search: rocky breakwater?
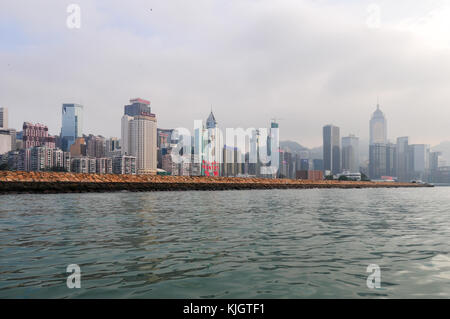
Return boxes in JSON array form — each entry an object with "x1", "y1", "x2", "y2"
[{"x1": 0, "y1": 171, "x2": 432, "y2": 194}]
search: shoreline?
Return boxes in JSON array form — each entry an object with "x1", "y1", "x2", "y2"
[{"x1": 0, "y1": 171, "x2": 432, "y2": 194}]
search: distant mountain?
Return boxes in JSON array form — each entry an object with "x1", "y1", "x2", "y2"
[
  {"x1": 279, "y1": 140, "x2": 308, "y2": 153},
  {"x1": 280, "y1": 140, "x2": 322, "y2": 159}
]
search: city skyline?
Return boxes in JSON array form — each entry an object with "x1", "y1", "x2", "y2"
[
  {"x1": 2, "y1": 1, "x2": 450, "y2": 147},
  {"x1": 1, "y1": 99, "x2": 447, "y2": 151}
]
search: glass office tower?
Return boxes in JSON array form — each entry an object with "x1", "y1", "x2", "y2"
[{"x1": 61, "y1": 103, "x2": 83, "y2": 151}]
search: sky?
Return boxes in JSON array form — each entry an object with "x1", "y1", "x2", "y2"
[{"x1": 1, "y1": 0, "x2": 450, "y2": 148}]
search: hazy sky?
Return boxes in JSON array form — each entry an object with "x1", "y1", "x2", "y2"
[{"x1": 1, "y1": 0, "x2": 450, "y2": 148}]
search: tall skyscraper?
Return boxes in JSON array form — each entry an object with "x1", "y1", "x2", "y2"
[
  {"x1": 0, "y1": 107, "x2": 8, "y2": 129},
  {"x1": 206, "y1": 111, "x2": 217, "y2": 129},
  {"x1": 396, "y1": 137, "x2": 409, "y2": 182},
  {"x1": 61, "y1": 103, "x2": 83, "y2": 151},
  {"x1": 409, "y1": 144, "x2": 430, "y2": 180},
  {"x1": 121, "y1": 98, "x2": 157, "y2": 175},
  {"x1": 369, "y1": 142, "x2": 396, "y2": 179},
  {"x1": 370, "y1": 104, "x2": 387, "y2": 145},
  {"x1": 369, "y1": 144, "x2": 386, "y2": 179},
  {"x1": 323, "y1": 125, "x2": 341, "y2": 175},
  {"x1": 342, "y1": 135, "x2": 359, "y2": 173},
  {"x1": 124, "y1": 98, "x2": 152, "y2": 117},
  {"x1": 203, "y1": 111, "x2": 222, "y2": 176}
]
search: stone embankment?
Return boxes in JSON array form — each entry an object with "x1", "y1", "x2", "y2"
[{"x1": 0, "y1": 171, "x2": 432, "y2": 194}]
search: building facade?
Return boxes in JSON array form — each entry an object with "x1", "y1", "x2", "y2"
[
  {"x1": 0, "y1": 107, "x2": 8, "y2": 129},
  {"x1": 396, "y1": 137, "x2": 409, "y2": 182},
  {"x1": 23, "y1": 122, "x2": 56, "y2": 149},
  {"x1": 370, "y1": 104, "x2": 387, "y2": 145},
  {"x1": 113, "y1": 155, "x2": 136, "y2": 175},
  {"x1": 121, "y1": 99, "x2": 157, "y2": 175},
  {"x1": 61, "y1": 103, "x2": 83, "y2": 151},
  {"x1": 323, "y1": 124, "x2": 341, "y2": 175},
  {"x1": 342, "y1": 135, "x2": 359, "y2": 173},
  {"x1": 85, "y1": 134, "x2": 106, "y2": 158}
]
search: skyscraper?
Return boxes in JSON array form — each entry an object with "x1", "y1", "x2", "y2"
[
  {"x1": 396, "y1": 137, "x2": 409, "y2": 182},
  {"x1": 323, "y1": 125, "x2": 341, "y2": 175},
  {"x1": 0, "y1": 107, "x2": 8, "y2": 129},
  {"x1": 409, "y1": 144, "x2": 430, "y2": 180},
  {"x1": 206, "y1": 111, "x2": 217, "y2": 129},
  {"x1": 121, "y1": 99, "x2": 157, "y2": 175},
  {"x1": 369, "y1": 142, "x2": 395, "y2": 179},
  {"x1": 370, "y1": 104, "x2": 387, "y2": 145},
  {"x1": 61, "y1": 103, "x2": 83, "y2": 151},
  {"x1": 203, "y1": 111, "x2": 222, "y2": 176},
  {"x1": 124, "y1": 98, "x2": 152, "y2": 117},
  {"x1": 342, "y1": 135, "x2": 359, "y2": 173}
]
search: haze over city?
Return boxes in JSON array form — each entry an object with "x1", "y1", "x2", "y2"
[{"x1": 1, "y1": 0, "x2": 450, "y2": 148}]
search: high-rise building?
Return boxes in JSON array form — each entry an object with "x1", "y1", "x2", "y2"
[
  {"x1": 0, "y1": 131, "x2": 11, "y2": 155},
  {"x1": 429, "y1": 151, "x2": 441, "y2": 171},
  {"x1": 370, "y1": 104, "x2": 387, "y2": 145},
  {"x1": 206, "y1": 111, "x2": 217, "y2": 129},
  {"x1": 157, "y1": 128, "x2": 175, "y2": 169},
  {"x1": 369, "y1": 143, "x2": 386, "y2": 179},
  {"x1": 113, "y1": 155, "x2": 136, "y2": 175},
  {"x1": 121, "y1": 98, "x2": 157, "y2": 175},
  {"x1": 22, "y1": 122, "x2": 56, "y2": 149},
  {"x1": 277, "y1": 150, "x2": 294, "y2": 179},
  {"x1": 0, "y1": 127, "x2": 16, "y2": 154},
  {"x1": 396, "y1": 137, "x2": 409, "y2": 182},
  {"x1": 369, "y1": 142, "x2": 396, "y2": 179},
  {"x1": 313, "y1": 159, "x2": 324, "y2": 171},
  {"x1": 202, "y1": 111, "x2": 223, "y2": 176},
  {"x1": 85, "y1": 134, "x2": 106, "y2": 158},
  {"x1": 323, "y1": 125, "x2": 341, "y2": 175},
  {"x1": 386, "y1": 143, "x2": 396, "y2": 177},
  {"x1": 18, "y1": 146, "x2": 70, "y2": 172},
  {"x1": 409, "y1": 144, "x2": 430, "y2": 180},
  {"x1": 70, "y1": 137, "x2": 87, "y2": 157},
  {"x1": 95, "y1": 158, "x2": 113, "y2": 174},
  {"x1": 61, "y1": 103, "x2": 83, "y2": 151},
  {"x1": 52, "y1": 149, "x2": 71, "y2": 172},
  {"x1": 342, "y1": 135, "x2": 360, "y2": 173},
  {"x1": 0, "y1": 107, "x2": 8, "y2": 129},
  {"x1": 71, "y1": 157, "x2": 89, "y2": 174},
  {"x1": 223, "y1": 145, "x2": 243, "y2": 177},
  {"x1": 124, "y1": 98, "x2": 152, "y2": 117},
  {"x1": 247, "y1": 129, "x2": 260, "y2": 177},
  {"x1": 106, "y1": 137, "x2": 120, "y2": 153}
]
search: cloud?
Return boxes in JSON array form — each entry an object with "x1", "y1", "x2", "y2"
[{"x1": 1, "y1": 0, "x2": 449, "y2": 148}]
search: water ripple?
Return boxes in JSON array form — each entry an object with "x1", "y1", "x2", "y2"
[{"x1": 1, "y1": 188, "x2": 450, "y2": 298}]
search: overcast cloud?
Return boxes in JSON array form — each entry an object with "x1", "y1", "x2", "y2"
[{"x1": 1, "y1": 0, "x2": 450, "y2": 148}]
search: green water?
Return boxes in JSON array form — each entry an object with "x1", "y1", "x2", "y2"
[{"x1": 1, "y1": 188, "x2": 450, "y2": 298}]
